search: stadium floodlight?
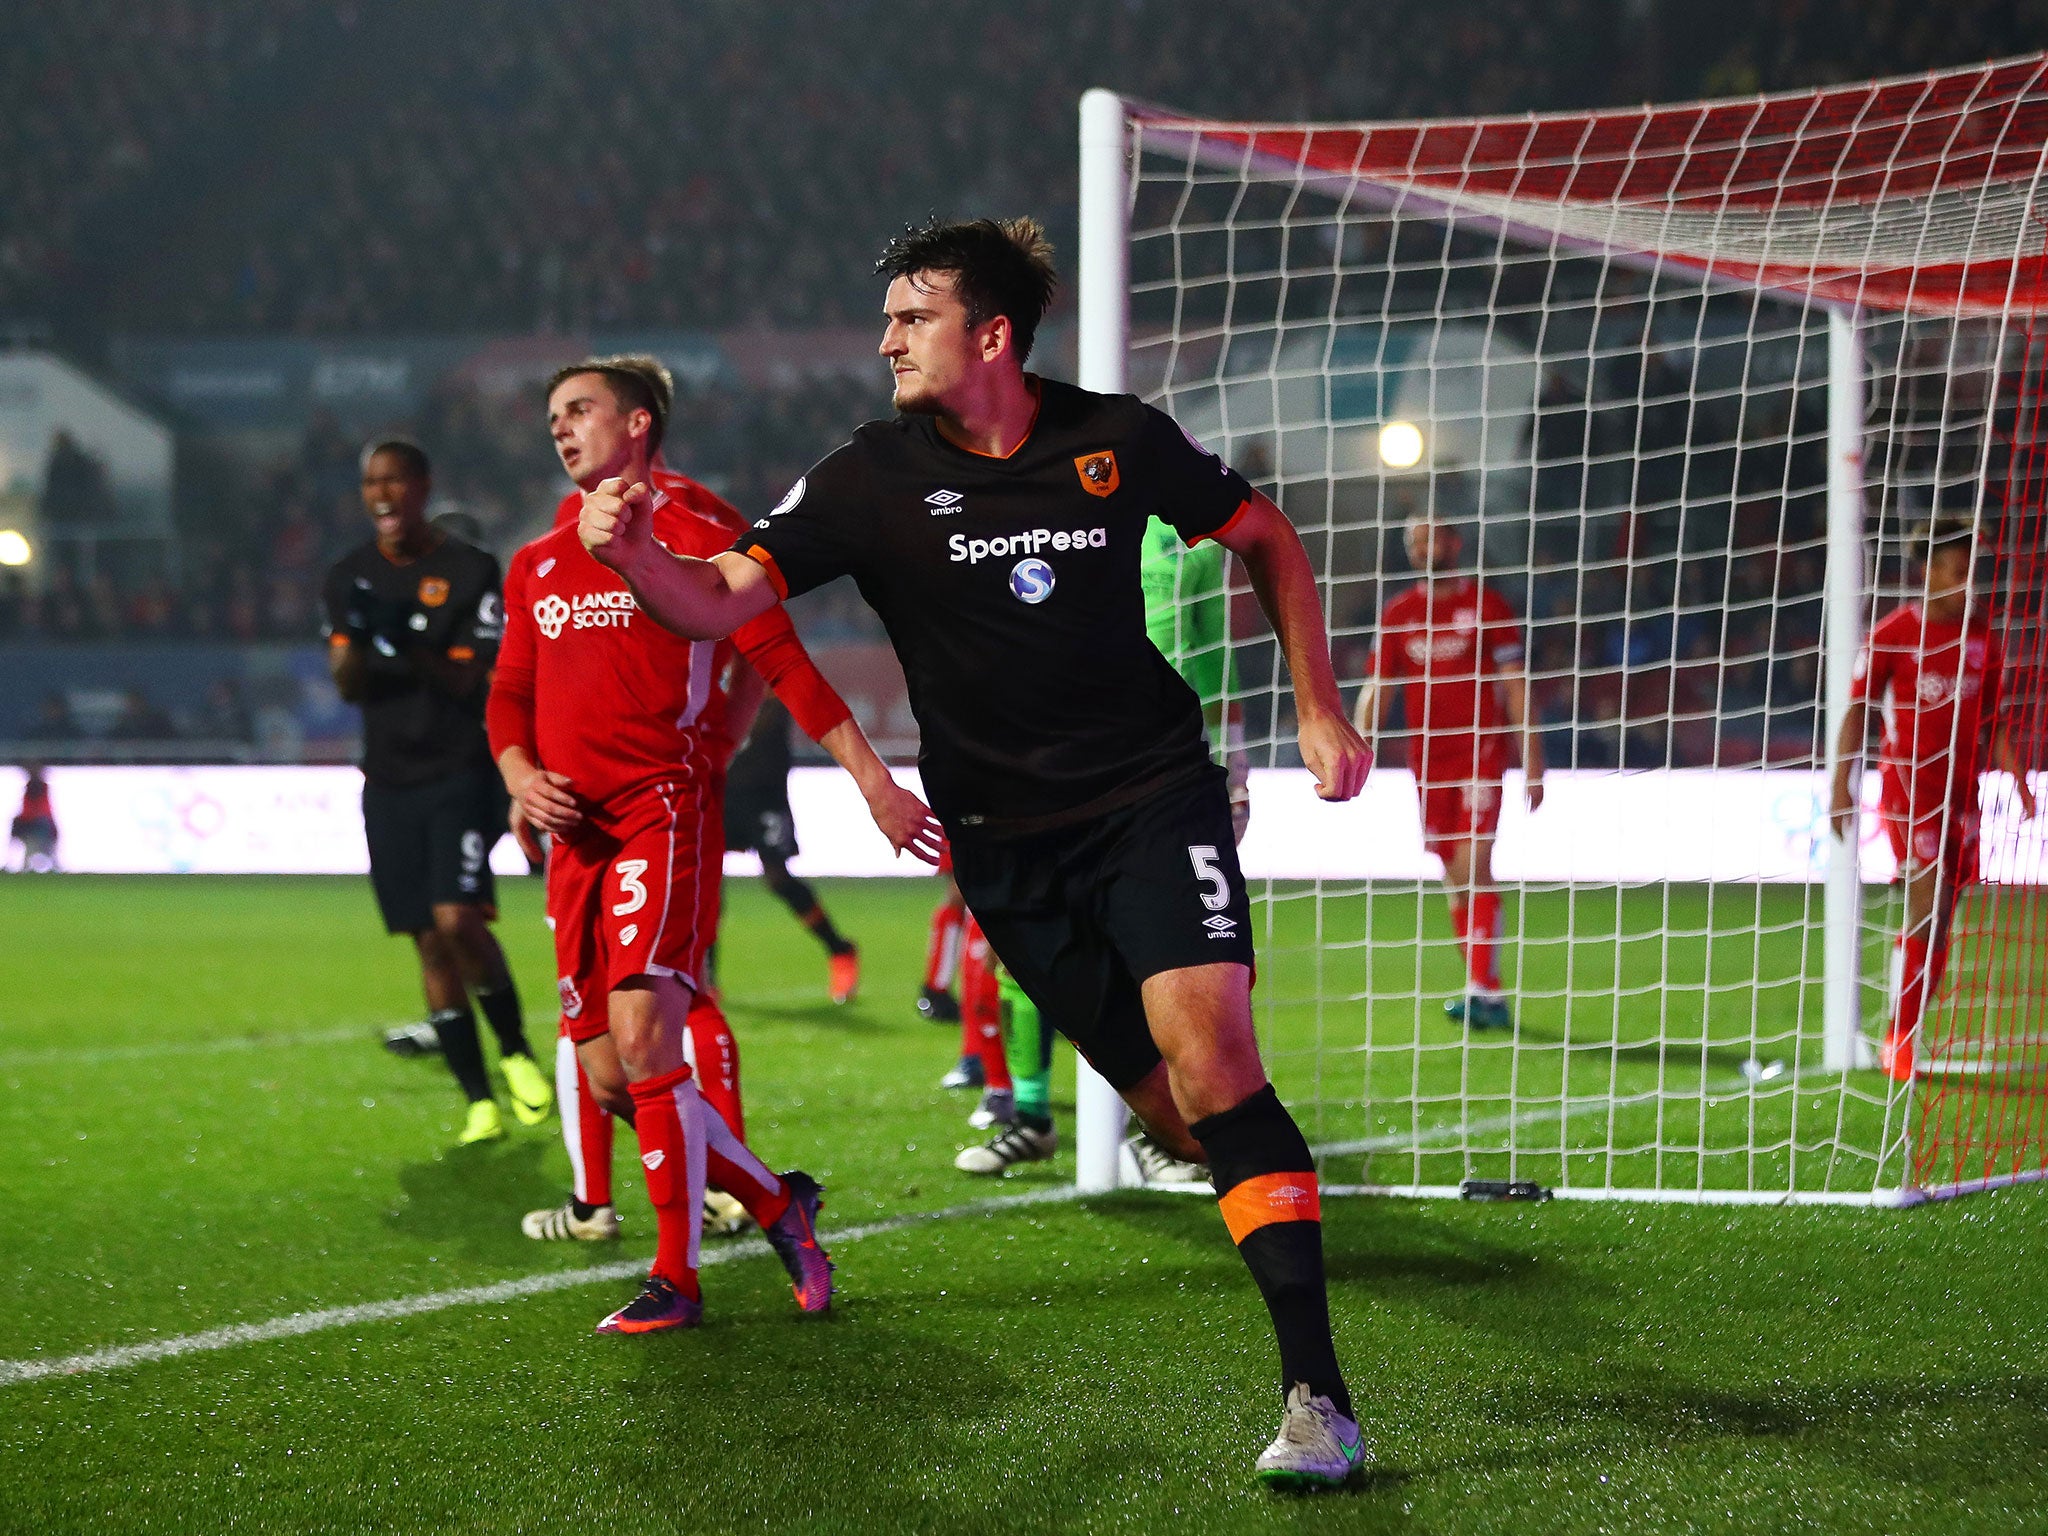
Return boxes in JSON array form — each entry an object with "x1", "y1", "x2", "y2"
[
  {"x1": 1077, "y1": 60, "x2": 2048, "y2": 1206},
  {"x1": 0, "y1": 530, "x2": 30, "y2": 566},
  {"x1": 1377, "y1": 421, "x2": 1425, "y2": 469}
]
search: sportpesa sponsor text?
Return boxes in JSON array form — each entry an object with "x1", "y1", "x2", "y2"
[{"x1": 949, "y1": 527, "x2": 1107, "y2": 564}]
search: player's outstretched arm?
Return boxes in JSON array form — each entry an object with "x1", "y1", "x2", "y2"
[
  {"x1": 1215, "y1": 493, "x2": 1372, "y2": 802},
  {"x1": 1990, "y1": 725, "x2": 2039, "y2": 821},
  {"x1": 578, "y1": 477, "x2": 779, "y2": 640},
  {"x1": 1828, "y1": 698, "x2": 1869, "y2": 839},
  {"x1": 1500, "y1": 665, "x2": 1547, "y2": 812},
  {"x1": 817, "y1": 716, "x2": 946, "y2": 865}
]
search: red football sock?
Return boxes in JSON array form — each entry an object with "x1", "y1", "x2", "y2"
[
  {"x1": 694, "y1": 1080, "x2": 790, "y2": 1229},
  {"x1": 685, "y1": 994, "x2": 744, "y2": 1141},
  {"x1": 557, "y1": 1032, "x2": 613, "y2": 1208},
  {"x1": 627, "y1": 1067, "x2": 705, "y2": 1296},
  {"x1": 924, "y1": 899, "x2": 966, "y2": 992},
  {"x1": 961, "y1": 921, "x2": 1010, "y2": 1091},
  {"x1": 1467, "y1": 890, "x2": 1503, "y2": 998}
]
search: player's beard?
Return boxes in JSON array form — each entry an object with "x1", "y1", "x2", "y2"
[{"x1": 891, "y1": 377, "x2": 945, "y2": 417}]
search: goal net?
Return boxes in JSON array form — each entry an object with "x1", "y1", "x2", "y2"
[{"x1": 1074, "y1": 57, "x2": 2048, "y2": 1204}]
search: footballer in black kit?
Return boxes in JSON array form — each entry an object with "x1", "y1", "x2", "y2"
[
  {"x1": 322, "y1": 439, "x2": 552, "y2": 1144},
  {"x1": 579, "y1": 218, "x2": 1375, "y2": 1487},
  {"x1": 733, "y1": 376, "x2": 1254, "y2": 1087}
]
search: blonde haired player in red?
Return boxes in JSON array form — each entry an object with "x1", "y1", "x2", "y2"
[
  {"x1": 1355, "y1": 515, "x2": 1545, "y2": 1032},
  {"x1": 1829, "y1": 515, "x2": 2035, "y2": 1082},
  {"x1": 490, "y1": 355, "x2": 941, "y2": 1333}
]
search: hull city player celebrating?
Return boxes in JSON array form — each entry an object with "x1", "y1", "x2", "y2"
[
  {"x1": 323, "y1": 440, "x2": 552, "y2": 1145},
  {"x1": 580, "y1": 220, "x2": 1375, "y2": 1488},
  {"x1": 490, "y1": 355, "x2": 938, "y2": 1334},
  {"x1": 960, "y1": 514, "x2": 1253, "y2": 1180},
  {"x1": 1829, "y1": 516, "x2": 2035, "y2": 1082},
  {"x1": 722, "y1": 695, "x2": 863, "y2": 1004},
  {"x1": 1355, "y1": 515, "x2": 1545, "y2": 1032}
]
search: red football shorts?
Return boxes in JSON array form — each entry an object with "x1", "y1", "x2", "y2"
[
  {"x1": 1879, "y1": 766, "x2": 1979, "y2": 887},
  {"x1": 547, "y1": 783, "x2": 723, "y2": 1043},
  {"x1": 1412, "y1": 739, "x2": 1508, "y2": 863}
]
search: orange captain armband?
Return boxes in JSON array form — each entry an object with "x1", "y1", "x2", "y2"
[
  {"x1": 1217, "y1": 1171, "x2": 1322, "y2": 1243},
  {"x1": 741, "y1": 543, "x2": 790, "y2": 600}
]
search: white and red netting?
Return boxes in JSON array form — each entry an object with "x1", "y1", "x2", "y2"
[{"x1": 1095, "y1": 54, "x2": 2048, "y2": 1201}]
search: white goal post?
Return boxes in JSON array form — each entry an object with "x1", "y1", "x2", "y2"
[{"x1": 1072, "y1": 63, "x2": 2048, "y2": 1204}]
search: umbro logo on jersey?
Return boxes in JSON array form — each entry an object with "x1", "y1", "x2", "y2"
[
  {"x1": 536, "y1": 557, "x2": 557, "y2": 578},
  {"x1": 1203, "y1": 913, "x2": 1239, "y2": 937},
  {"x1": 925, "y1": 489, "x2": 964, "y2": 515},
  {"x1": 949, "y1": 527, "x2": 1106, "y2": 564}
]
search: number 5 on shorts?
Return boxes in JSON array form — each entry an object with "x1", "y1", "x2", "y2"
[
  {"x1": 1188, "y1": 844, "x2": 1231, "y2": 912},
  {"x1": 612, "y1": 858, "x2": 649, "y2": 916}
]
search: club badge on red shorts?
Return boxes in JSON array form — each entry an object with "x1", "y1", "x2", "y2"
[{"x1": 1074, "y1": 451, "x2": 1120, "y2": 497}]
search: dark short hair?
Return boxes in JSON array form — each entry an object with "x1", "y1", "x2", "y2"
[
  {"x1": 360, "y1": 438, "x2": 430, "y2": 479},
  {"x1": 876, "y1": 217, "x2": 1058, "y2": 363},
  {"x1": 546, "y1": 355, "x2": 674, "y2": 453},
  {"x1": 1921, "y1": 513, "x2": 1977, "y2": 562}
]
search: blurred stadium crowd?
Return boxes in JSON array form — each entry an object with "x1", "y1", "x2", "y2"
[{"x1": 0, "y1": 0, "x2": 2038, "y2": 763}]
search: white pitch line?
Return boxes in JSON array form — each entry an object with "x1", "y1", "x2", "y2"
[{"x1": 0, "y1": 1184, "x2": 1081, "y2": 1388}]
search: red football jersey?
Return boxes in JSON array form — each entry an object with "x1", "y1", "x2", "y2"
[
  {"x1": 1369, "y1": 577, "x2": 1525, "y2": 777},
  {"x1": 1850, "y1": 600, "x2": 2003, "y2": 798},
  {"x1": 488, "y1": 467, "x2": 850, "y2": 830}
]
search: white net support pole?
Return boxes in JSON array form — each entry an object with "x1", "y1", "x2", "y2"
[
  {"x1": 1823, "y1": 306, "x2": 1872, "y2": 1074},
  {"x1": 1074, "y1": 85, "x2": 1135, "y2": 1194}
]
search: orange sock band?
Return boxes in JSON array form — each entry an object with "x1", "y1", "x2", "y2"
[{"x1": 1218, "y1": 1170, "x2": 1322, "y2": 1244}]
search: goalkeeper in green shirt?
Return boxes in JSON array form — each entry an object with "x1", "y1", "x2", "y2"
[{"x1": 955, "y1": 518, "x2": 1243, "y2": 1179}]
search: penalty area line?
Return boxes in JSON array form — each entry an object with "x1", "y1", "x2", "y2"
[{"x1": 0, "y1": 1184, "x2": 1081, "y2": 1389}]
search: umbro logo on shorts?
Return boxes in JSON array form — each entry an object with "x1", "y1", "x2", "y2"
[
  {"x1": 1203, "y1": 914, "x2": 1238, "y2": 937},
  {"x1": 642, "y1": 1150, "x2": 665, "y2": 1170}
]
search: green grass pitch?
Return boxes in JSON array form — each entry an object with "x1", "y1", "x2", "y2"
[{"x1": 3, "y1": 873, "x2": 2046, "y2": 1533}]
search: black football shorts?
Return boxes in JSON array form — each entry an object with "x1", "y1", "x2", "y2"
[
  {"x1": 361, "y1": 766, "x2": 506, "y2": 934},
  {"x1": 948, "y1": 767, "x2": 1254, "y2": 1091},
  {"x1": 723, "y1": 778, "x2": 800, "y2": 863}
]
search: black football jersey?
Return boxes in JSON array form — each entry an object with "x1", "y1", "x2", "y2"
[
  {"x1": 321, "y1": 535, "x2": 504, "y2": 786},
  {"x1": 732, "y1": 377, "x2": 1254, "y2": 835}
]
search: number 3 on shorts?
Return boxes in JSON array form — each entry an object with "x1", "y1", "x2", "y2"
[
  {"x1": 1188, "y1": 844, "x2": 1231, "y2": 912},
  {"x1": 612, "y1": 858, "x2": 650, "y2": 917}
]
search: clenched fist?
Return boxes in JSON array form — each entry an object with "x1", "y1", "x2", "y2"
[{"x1": 579, "y1": 477, "x2": 654, "y2": 572}]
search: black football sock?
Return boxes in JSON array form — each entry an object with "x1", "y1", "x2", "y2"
[
  {"x1": 768, "y1": 871, "x2": 855, "y2": 956},
  {"x1": 474, "y1": 981, "x2": 532, "y2": 1060},
  {"x1": 1191, "y1": 1084, "x2": 1351, "y2": 1420},
  {"x1": 429, "y1": 1006, "x2": 493, "y2": 1103},
  {"x1": 571, "y1": 1197, "x2": 604, "y2": 1220}
]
